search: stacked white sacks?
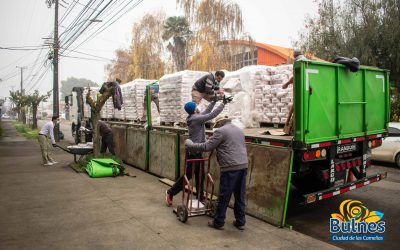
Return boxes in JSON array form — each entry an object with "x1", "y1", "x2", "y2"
[{"x1": 159, "y1": 70, "x2": 208, "y2": 124}]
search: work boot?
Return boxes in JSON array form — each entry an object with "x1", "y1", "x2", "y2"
[
  {"x1": 165, "y1": 190, "x2": 173, "y2": 207},
  {"x1": 232, "y1": 220, "x2": 245, "y2": 231},
  {"x1": 208, "y1": 220, "x2": 224, "y2": 230}
]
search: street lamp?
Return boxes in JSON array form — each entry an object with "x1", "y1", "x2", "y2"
[{"x1": 60, "y1": 19, "x2": 102, "y2": 36}]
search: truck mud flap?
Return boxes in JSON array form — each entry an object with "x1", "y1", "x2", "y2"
[
  {"x1": 245, "y1": 144, "x2": 293, "y2": 227},
  {"x1": 302, "y1": 172, "x2": 387, "y2": 204}
]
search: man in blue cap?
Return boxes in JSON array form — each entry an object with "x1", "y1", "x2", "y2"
[{"x1": 165, "y1": 97, "x2": 231, "y2": 206}]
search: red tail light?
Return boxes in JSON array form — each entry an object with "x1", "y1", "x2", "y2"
[{"x1": 303, "y1": 149, "x2": 327, "y2": 161}]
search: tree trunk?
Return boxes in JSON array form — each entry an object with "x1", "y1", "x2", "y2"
[
  {"x1": 21, "y1": 107, "x2": 27, "y2": 124},
  {"x1": 86, "y1": 85, "x2": 114, "y2": 157},
  {"x1": 92, "y1": 112, "x2": 101, "y2": 156},
  {"x1": 16, "y1": 108, "x2": 21, "y2": 122},
  {"x1": 32, "y1": 104, "x2": 38, "y2": 129}
]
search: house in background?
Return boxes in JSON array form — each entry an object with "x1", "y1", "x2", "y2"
[{"x1": 222, "y1": 40, "x2": 321, "y2": 71}]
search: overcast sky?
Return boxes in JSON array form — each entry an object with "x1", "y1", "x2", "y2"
[{"x1": 0, "y1": 0, "x2": 317, "y2": 100}]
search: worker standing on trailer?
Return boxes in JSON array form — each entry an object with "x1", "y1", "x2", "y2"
[
  {"x1": 192, "y1": 71, "x2": 225, "y2": 104},
  {"x1": 282, "y1": 49, "x2": 307, "y2": 134},
  {"x1": 165, "y1": 97, "x2": 231, "y2": 206},
  {"x1": 185, "y1": 115, "x2": 248, "y2": 230},
  {"x1": 38, "y1": 116, "x2": 59, "y2": 166},
  {"x1": 141, "y1": 83, "x2": 160, "y2": 122}
]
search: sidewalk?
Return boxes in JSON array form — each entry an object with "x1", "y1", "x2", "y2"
[{"x1": 0, "y1": 121, "x2": 339, "y2": 249}]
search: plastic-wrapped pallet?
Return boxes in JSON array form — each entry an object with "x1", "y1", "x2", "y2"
[
  {"x1": 105, "y1": 97, "x2": 114, "y2": 119},
  {"x1": 121, "y1": 81, "x2": 137, "y2": 121},
  {"x1": 159, "y1": 70, "x2": 208, "y2": 124},
  {"x1": 262, "y1": 64, "x2": 293, "y2": 124},
  {"x1": 133, "y1": 79, "x2": 155, "y2": 120},
  {"x1": 220, "y1": 66, "x2": 274, "y2": 128}
]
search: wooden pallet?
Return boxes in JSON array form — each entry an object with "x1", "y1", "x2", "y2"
[
  {"x1": 259, "y1": 122, "x2": 285, "y2": 128},
  {"x1": 177, "y1": 122, "x2": 187, "y2": 128},
  {"x1": 160, "y1": 121, "x2": 175, "y2": 127},
  {"x1": 205, "y1": 122, "x2": 214, "y2": 129}
]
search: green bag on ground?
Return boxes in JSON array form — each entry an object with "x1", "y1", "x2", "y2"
[{"x1": 86, "y1": 158, "x2": 123, "y2": 178}]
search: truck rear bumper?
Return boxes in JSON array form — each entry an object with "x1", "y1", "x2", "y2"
[{"x1": 302, "y1": 172, "x2": 387, "y2": 204}]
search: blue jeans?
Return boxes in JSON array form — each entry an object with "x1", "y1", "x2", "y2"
[{"x1": 214, "y1": 168, "x2": 247, "y2": 227}]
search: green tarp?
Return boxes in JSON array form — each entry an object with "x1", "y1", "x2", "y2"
[{"x1": 86, "y1": 158, "x2": 121, "y2": 178}]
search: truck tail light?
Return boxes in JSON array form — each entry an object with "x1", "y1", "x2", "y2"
[{"x1": 303, "y1": 149, "x2": 327, "y2": 161}]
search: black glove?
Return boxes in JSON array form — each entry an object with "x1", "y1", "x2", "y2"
[
  {"x1": 223, "y1": 95, "x2": 233, "y2": 104},
  {"x1": 212, "y1": 94, "x2": 223, "y2": 102}
]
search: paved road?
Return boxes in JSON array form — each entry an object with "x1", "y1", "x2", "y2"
[
  {"x1": 286, "y1": 163, "x2": 400, "y2": 249},
  {"x1": 0, "y1": 120, "x2": 338, "y2": 250}
]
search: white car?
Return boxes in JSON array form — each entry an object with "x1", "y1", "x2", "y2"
[
  {"x1": 371, "y1": 122, "x2": 400, "y2": 168},
  {"x1": 1, "y1": 114, "x2": 10, "y2": 119}
]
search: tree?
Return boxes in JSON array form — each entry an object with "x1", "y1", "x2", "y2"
[
  {"x1": 105, "y1": 49, "x2": 133, "y2": 83},
  {"x1": 177, "y1": 0, "x2": 244, "y2": 71},
  {"x1": 296, "y1": 0, "x2": 400, "y2": 84},
  {"x1": 130, "y1": 12, "x2": 166, "y2": 79},
  {"x1": 162, "y1": 16, "x2": 192, "y2": 71},
  {"x1": 9, "y1": 90, "x2": 29, "y2": 124},
  {"x1": 26, "y1": 90, "x2": 51, "y2": 129},
  {"x1": 86, "y1": 85, "x2": 114, "y2": 156},
  {"x1": 60, "y1": 77, "x2": 98, "y2": 99}
]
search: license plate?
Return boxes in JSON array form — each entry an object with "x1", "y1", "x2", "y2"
[{"x1": 337, "y1": 143, "x2": 358, "y2": 154}]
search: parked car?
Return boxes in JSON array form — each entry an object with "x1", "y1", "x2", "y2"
[
  {"x1": 1, "y1": 114, "x2": 10, "y2": 119},
  {"x1": 371, "y1": 122, "x2": 400, "y2": 168}
]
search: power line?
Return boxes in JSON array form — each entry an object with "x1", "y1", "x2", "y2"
[
  {"x1": 62, "y1": 48, "x2": 112, "y2": 60},
  {"x1": 0, "y1": 72, "x2": 19, "y2": 82},
  {"x1": 66, "y1": 0, "x2": 144, "y2": 55},
  {"x1": 60, "y1": 54, "x2": 107, "y2": 62},
  {"x1": 0, "y1": 46, "x2": 48, "y2": 51}
]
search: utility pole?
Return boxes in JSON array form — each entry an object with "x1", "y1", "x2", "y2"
[
  {"x1": 16, "y1": 66, "x2": 27, "y2": 95},
  {"x1": 47, "y1": 0, "x2": 60, "y2": 141}
]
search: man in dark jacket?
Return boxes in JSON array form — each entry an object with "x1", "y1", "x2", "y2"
[
  {"x1": 192, "y1": 71, "x2": 225, "y2": 104},
  {"x1": 165, "y1": 99, "x2": 225, "y2": 206},
  {"x1": 98, "y1": 120, "x2": 115, "y2": 155},
  {"x1": 185, "y1": 116, "x2": 248, "y2": 230}
]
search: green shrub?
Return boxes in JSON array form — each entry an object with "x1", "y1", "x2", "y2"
[{"x1": 14, "y1": 122, "x2": 38, "y2": 139}]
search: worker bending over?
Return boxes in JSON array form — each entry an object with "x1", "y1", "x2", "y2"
[
  {"x1": 166, "y1": 97, "x2": 231, "y2": 206},
  {"x1": 98, "y1": 120, "x2": 115, "y2": 155},
  {"x1": 38, "y1": 116, "x2": 59, "y2": 166},
  {"x1": 192, "y1": 71, "x2": 225, "y2": 104},
  {"x1": 185, "y1": 115, "x2": 248, "y2": 230}
]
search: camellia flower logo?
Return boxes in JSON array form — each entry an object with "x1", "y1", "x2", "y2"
[{"x1": 331, "y1": 199, "x2": 384, "y2": 223}]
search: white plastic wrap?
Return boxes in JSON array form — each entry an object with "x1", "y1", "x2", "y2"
[{"x1": 217, "y1": 64, "x2": 294, "y2": 127}]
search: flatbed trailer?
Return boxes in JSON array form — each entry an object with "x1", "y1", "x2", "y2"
[{"x1": 97, "y1": 59, "x2": 390, "y2": 228}]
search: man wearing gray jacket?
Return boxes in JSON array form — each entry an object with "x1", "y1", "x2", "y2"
[
  {"x1": 185, "y1": 115, "x2": 248, "y2": 230},
  {"x1": 165, "y1": 99, "x2": 226, "y2": 206}
]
